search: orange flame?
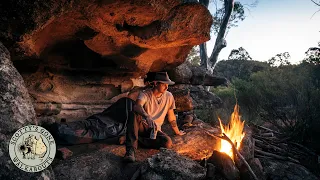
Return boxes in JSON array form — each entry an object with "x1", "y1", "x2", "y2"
[{"x1": 218, "y1": 104, "x2": 245, "y2": 160}]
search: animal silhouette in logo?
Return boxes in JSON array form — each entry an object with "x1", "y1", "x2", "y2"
[{"x1": 18, "y1": 135, "x2": 47, "y2": 159}]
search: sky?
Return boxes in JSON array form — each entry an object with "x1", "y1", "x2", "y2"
[{"x1": 207, "y1": 0, "x2": 320, "y2": 64}]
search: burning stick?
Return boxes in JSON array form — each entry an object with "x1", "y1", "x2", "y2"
[{"x1": 215, "y1": 133, "x2": 259, "y2": 180}]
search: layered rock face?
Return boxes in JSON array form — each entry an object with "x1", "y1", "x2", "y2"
[
  {"x1": 0, "y1": 0, "x2": 214, "y2": 122},
  {"x1": 2, "y1": 0, "x2": 212, "y2": 73}
]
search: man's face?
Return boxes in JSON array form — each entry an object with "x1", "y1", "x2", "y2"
[{"x1": 156, "y1": 82, "x2": 169, "y2": 93}]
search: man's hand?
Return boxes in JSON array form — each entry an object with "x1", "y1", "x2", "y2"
[
  {"x1": 145, "y1": 116, "x2": 155, "y2": 129},
  {"x1": 134, "y1": 99, "x2": 155, "y2": 129},
  {"x1": 167, "y1": 109, "x2": 186, "y2": 136},
  {"x1": 176, "y1": 130, "x2": 186, "y2": 136}
]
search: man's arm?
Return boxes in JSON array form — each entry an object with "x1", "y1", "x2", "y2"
[
  {"x1": 133, "y1": 99, "x2": 154, "y2": 128},
  {"x1": 133, "y1": 99, "x2": 149, "y2": 119},
  {"x1": 167, "y1": 109, "x2": 185, "y2": 135}
]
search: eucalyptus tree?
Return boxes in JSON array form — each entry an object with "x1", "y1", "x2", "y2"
[
  {"x1": 228, "y1": 47, "x2": 252, "y2": 60},
  {"x1": 198, "y1": 0, "x2": 257, "y2": 71}
]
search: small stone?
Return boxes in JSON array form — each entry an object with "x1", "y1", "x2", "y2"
[{"x1": 57, "y1": 147, "x2": 73, "y2": 159}]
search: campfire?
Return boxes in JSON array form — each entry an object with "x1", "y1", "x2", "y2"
[
  {"x1": 204, "y1": 104, "x2": 318, "y2": 180},
  {"x1": 218, "y1": 104, "x2": 245, "y2": 160}
]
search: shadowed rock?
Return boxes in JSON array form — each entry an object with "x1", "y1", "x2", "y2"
[
  {"x1": 260, "y1": 159, "x2": 318, "y2": 180},
  {"x1": 139, "y1": 148, "x2": 206, "y2": 180},
  {"x1": 1, "y1": 0, "x2": 212, "y2": 74},
  {"x1": 207, "y1": 150, "x2": 240, "y2": 180},
  {"x1": 168, "y1": 62, "x2": 228, "y2": 86},
  {"x1": 0, "y1": 42, "x2": 53, "y2": 179}
]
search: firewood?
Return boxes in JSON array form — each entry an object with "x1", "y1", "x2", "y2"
[
  {"x1": 289, "y1": 142, "x2": 317, "y2": 156},
  {"x1": 253, "y1": 138, "x2": 263, "y2": 144},
  {"x1": 252, "y1": 134, "x2": 277, "y2": 141},
  {"x1": 254, "y1": 149, "x2": 299, "y2": 164},
  {"x1": 260, "y1": 132, "x2": 274, "y2": 137},
  {"x1": 214, "y1": 133, "x2": 259, "y2": 180},
  {"x1": 255, "y1": 140, "x2": 286, "y2": 153},
  {"x1": 250, "y1": 123, "x2": 282, "y2": 134}
]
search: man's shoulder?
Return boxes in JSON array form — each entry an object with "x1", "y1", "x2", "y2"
[
  {"x1": 138, "y1": 88, "x2": 152, "y2": 99},
  {"x1": 165, "y1": 91, "x2": 174, "y2": 99},
  {"x1": 141, "y1": 88, "x2": 153, "y2": 95}
]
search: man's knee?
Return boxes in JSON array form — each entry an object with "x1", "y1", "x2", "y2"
[{"x1": 160, "y1": 136, "x2": 172, "y2": 149}]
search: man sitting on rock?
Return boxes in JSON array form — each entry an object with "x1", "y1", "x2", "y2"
[{"x1": 124, "y1": 72, "x2": 186, "y2": 162}]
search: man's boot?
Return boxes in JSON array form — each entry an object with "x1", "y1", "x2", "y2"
[{"x1": 123, "y1": 148, "x2": 136, "y2": 163}]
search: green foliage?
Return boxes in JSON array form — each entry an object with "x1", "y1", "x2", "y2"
[
  {"x1": 242, "y1": 65, "x2": 319, "y2": 143},
  {"x1": 267, "y1": 52, "x2": 291, "y2": 66},
  {"x1": 210, "y1": 86, "x2": 238, "y2": 124},
  {"x1": 303, "y1": 42, "x2": 320, "y2": 65},
  {"x1": 214, "y1": 60, "x2": 320, "y2": 149},
  {"x1": 212, "y1": 1, "x2": 246, "y2": 35},
  {"x1": 214, "y1": 59, "x2": 270, "y2": 81},
  {"x1": 186, "y1": 46, "x2": 201, "y2": 66}
]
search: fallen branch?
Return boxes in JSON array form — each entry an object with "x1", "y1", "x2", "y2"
[
  {"x1": 260, "y1": 132, "x2": 274, "y2": 137},
  {"x1": 250, "y1": 123, "x2": 282, "y2": 134},
  {"x1": 252, "y1": 134, "x2": 278, "y2": 142},
  {"x1": 215, "y1": 133, "x2": 259, "y2": 180},
  {"x1": 255, "y1": 139, "x2": 287, "y2": 153},
  {"x1": 255, "y1": 149, "x2": 299, "y2": 164},
  {"x1": 289, "y1": 142, "x2": 317, "y2": 156}
]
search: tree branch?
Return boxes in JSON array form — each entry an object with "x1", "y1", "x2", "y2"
[
  {"x1": 210, "y1": 0, "x2": 234, "y2": 68},
  {"x1": 310, "y1": 9, "x2": 320, "y2": 19},
  {"x1": 311, "y1": 0, "x2": 320, "y2": 6}
]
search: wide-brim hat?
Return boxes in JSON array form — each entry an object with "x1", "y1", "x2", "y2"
[{"x1": 153, "y1": 72, "x2": 175, "y2": 85}]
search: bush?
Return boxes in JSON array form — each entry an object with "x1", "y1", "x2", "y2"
[{"x1": 214, "y1": 61, "x2": 320, "y2": 151}]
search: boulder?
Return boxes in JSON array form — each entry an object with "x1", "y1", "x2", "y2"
[
  {"x1": 171, "y1": 120, "x2": 221, "y2": 160},
  {"x1": 239, "y1": 158, "x2": 266, "y2": 180},
  {"x1": 52, "y1": 145, "x2": 207, "y2": 180},
  {"x1": 0, "y1": 42, "x2": 37, "y2": 134},
  {"x1": 169, "y1": 84, "x2": 222, "y2": 112},
  {"x1": 168, "y1": 62, "x2": 193, "y2": 84},
  {"x1": 260, "y1": 159, "x2": 318, "y2": 180},
  {"x1": 168, "y1": 62, "x2": 228, "y2": 86},
  {"x1": 207, "y1": 150, "x2": 240, "y2": 180},
  {"x1": 53, "y1": 148, "x2": 141, "y2": 180},
  {"x1": 169, "y1": 86, "x2": 193, "y2": 112},
  {"x1": 239, "y1": 125, "x2": 254, "y2": 162},
  {"x1": 0, "y1": 42, "x2": 53, "y2": 179},
  {"x1": 190, "y1": 66, "x2": 227, "y2": 86},
  {"x1": 189, "y1": 85, "x2": 222, "y2": 109},
  {"x1": 139, "y1": 148, "x2": 206, "y2": 180}
]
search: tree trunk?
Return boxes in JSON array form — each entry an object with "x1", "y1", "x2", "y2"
[
  {"x1": 199, "y1": 43, "x2": 208, "y2": 69},
  {"x1": 199, "y1": 0, "x2": 210, "y2": 70},
  {"x1": 209, "y1": 0, "x2": 234, "y2": 68}
]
